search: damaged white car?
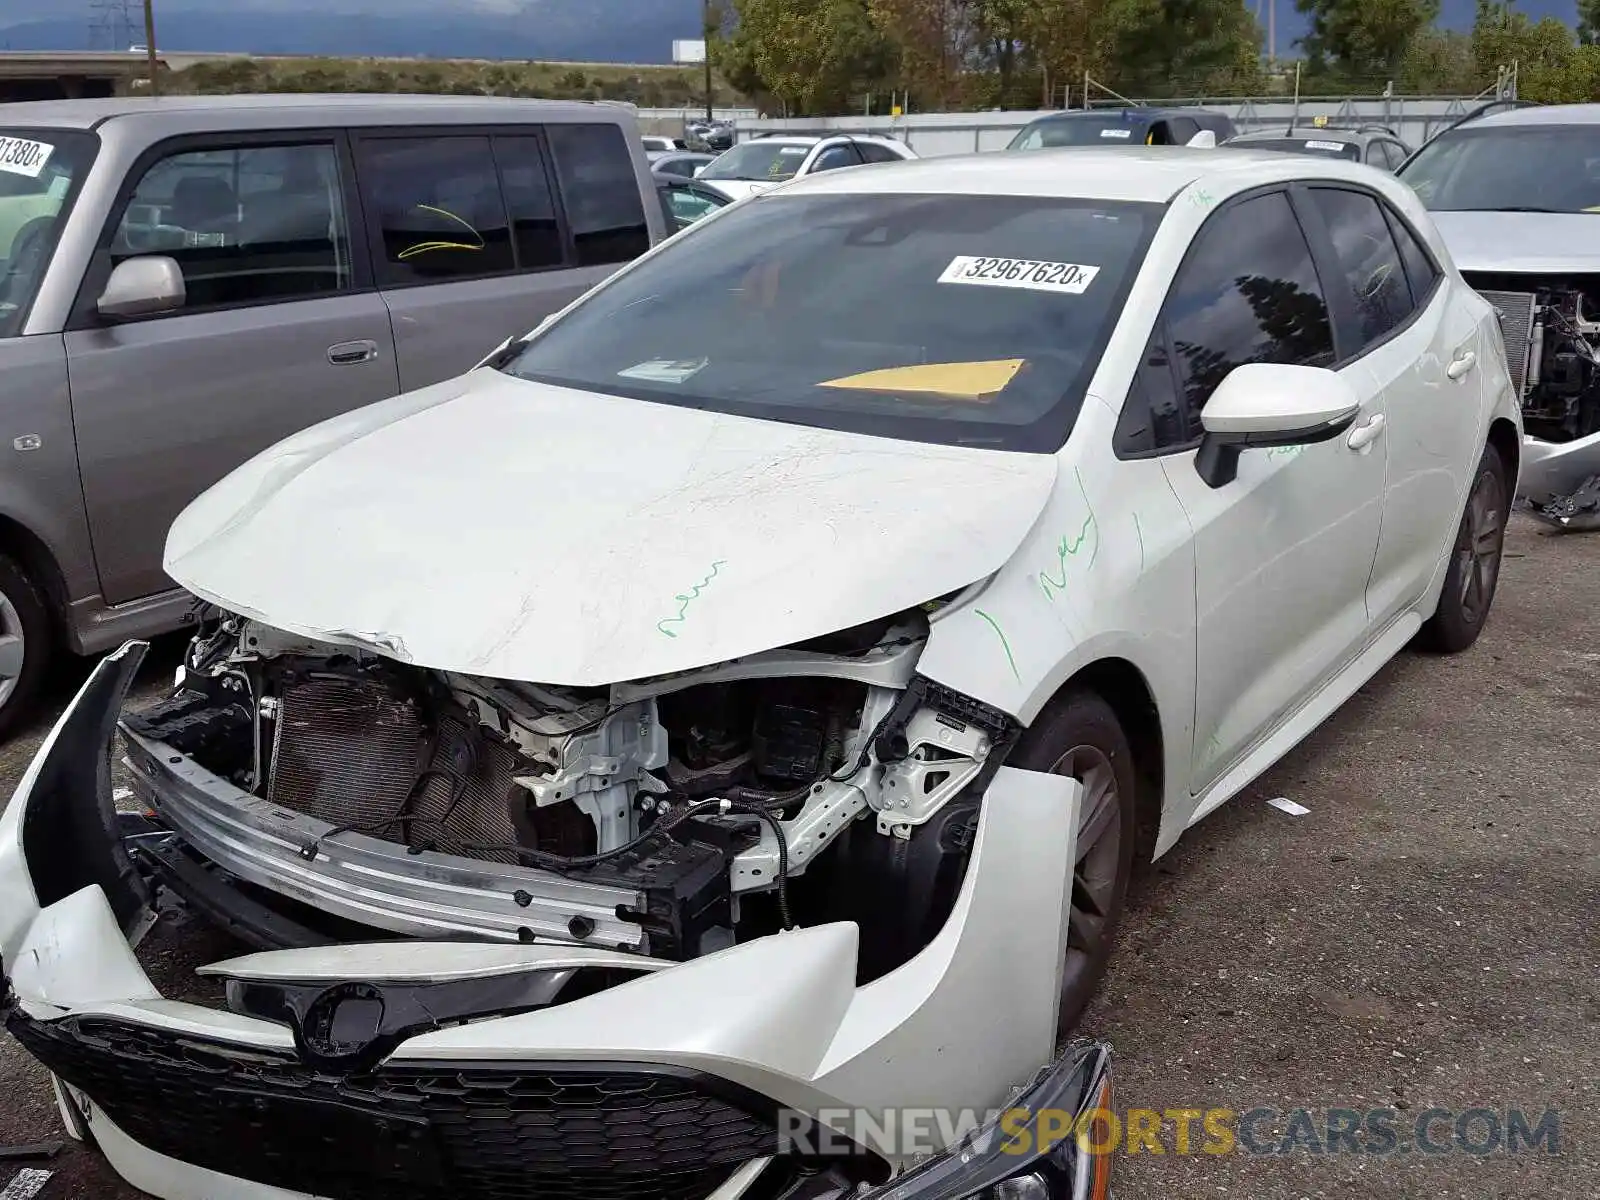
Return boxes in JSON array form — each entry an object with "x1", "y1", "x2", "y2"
[
  {"x1": 3, "y1": 147, "x2": 1520, "y2": 1200},
  {"x1": 1398, "y1": 101, "x2": 1600, "y2": 529}
]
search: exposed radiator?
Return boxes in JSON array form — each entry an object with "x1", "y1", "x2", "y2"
[
  {"x1": 267, "y1": 676, "x2": 525, "y2": 864},
  {"x1": 1477, "y1": 288, "x2": 1538, "y2": 396}
]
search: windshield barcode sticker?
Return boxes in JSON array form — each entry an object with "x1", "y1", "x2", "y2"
[
  {"x1": 1100, "y1": 128, "x2": 1133, "y2": 139},
  {"x1": 0, "y1": 137, "x2": 53, "y2": 178},
  {"x1": 939, "y1": 256, "x2": 1100, "y2": 294},
  {"x1": 1305, "y1": 140, "x2": 1346, "y2": 151}
]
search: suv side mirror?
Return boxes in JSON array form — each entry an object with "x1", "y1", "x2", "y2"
[
  {"x1": 97, "y1": 255, "x2": 185, "y2": 320},
  {"x1": 1195, "y1": 362, "x2": 1361, "y2": 488}
]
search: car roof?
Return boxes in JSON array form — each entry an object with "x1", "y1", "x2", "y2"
[
  {"x1": 0, "y1": 93, "x2": 621, "y2": 132},
  {"x1": 772, "y1": 145, "x2": 1397, "y2": 203},
  {"x1": 1470, "y1": 103, "x2": 1600, "y2": 128}
]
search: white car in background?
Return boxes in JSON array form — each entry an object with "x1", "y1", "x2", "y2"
[
  {"x1": 3, "y1": 146, "x2": 1518, "y2": 1200},
  {"x1": 1397, "y1": 101, "x2": 1600, "y2": 527},
  {"x1": 695, "y1": 133, "x2": 917, "y2": 200}
]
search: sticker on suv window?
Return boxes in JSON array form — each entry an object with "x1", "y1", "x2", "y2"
[
  {"x1": 939, "y1": 256, "x2": 1100, "y2": 294},
  {"x1": 1305, "y1": 140, "x2": 1347, "y2": 152},
  {"x1": 1099, "y1": 128, "x2": 1133, "y2": 139},
  {"x1": 0, "y1": 136, "x2": 53, "y2": 178}
]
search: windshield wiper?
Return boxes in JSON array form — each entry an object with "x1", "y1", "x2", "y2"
[{"x1": 1484, "y1": 205, "x2": 1570, "y2": 213}]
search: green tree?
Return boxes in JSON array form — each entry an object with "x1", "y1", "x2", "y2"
[
  {"x1": 713, "y1": 0, "x2": 894, "y2": 115},
  {"x1": 1109, "y1": 0, "x2": 1264, "y2": 96},
  {"x1": 1472, "y1": 0, "x2": 1587, "y2": 101},
  {"x1": 1296, "y1": 0, "x2": 1440, "y2": 81},
  {"x1": 1581, "y1": 0, "x2": 1600, "y2": 47}
]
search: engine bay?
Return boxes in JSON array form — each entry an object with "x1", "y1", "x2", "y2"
[
  {"x1": 122, "y1": 610, "x2": 1017, "y2": 976},
  {"x1": 1466, "y1": 272, "x2": 1600, "y2": 446}
]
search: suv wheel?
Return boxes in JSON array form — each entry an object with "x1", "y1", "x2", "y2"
[{"x1": 0, "y1": 553, "x2": 53, "y2": 741}]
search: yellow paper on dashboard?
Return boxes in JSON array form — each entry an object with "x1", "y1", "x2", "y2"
[{"x1": 818, "y1": 359, "x2": 1025, "y2": 402}]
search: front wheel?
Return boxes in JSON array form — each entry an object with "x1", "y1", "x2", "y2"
[
  {"x1": 0, "y1": 552, "x2": 52, "y2": 741},
  {"x1": 1009, "y1": 688, "x2": 1138, "y2": 1041},
  {"x1": 1418, "y1": 444, "x2": 1509, "y2": 654}
]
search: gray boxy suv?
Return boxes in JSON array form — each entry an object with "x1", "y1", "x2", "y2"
[{"x1": 0, "y1": 94, "x2": 666, "y2": 734}]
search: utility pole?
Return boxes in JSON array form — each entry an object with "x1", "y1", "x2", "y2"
[
  {"x1": 702, "y1": 0, "x2": 714, "y2": 121},
  {"x1": 143, "y1": 0, "x2": 160, "y2": 96}
]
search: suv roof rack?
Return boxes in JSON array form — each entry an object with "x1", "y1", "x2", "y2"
[{"x1": 1429, "y1": 98, "x2": 1541, "y2": 141}]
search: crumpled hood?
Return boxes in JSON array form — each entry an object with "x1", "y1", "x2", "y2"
[
  {"x1": 165, "y1": 370, "x2": 1056, "y2": 685},
  {"x1": 1430, "y1": 210, "x2": 1600, "y2": 275}
]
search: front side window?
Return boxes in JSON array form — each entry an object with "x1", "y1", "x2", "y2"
[
  {"x1": 355, "y1": 135, "x2": 513, "y2": 284},
  {"x1": 699, "y1": 141, "x2": 814, "y2": 182},
  {"x1": 1399, "y1": 124, "x2": 1600, "y2": 213},
  {"x1": 546, "y1": 123, "x2": 650, "y2": 266},
  {"x1": 503, "y1": 191, "x2": 1161, "y2": 452},
  {"x1": 1165, "y1": 190, "x2": 1335, "y2": 415},
  {"x1": 811, "y1": 144, "x2": 862, "y2": 173},
  {"x1": 0, "y1": 128, "x2": 96, "y2": 336},
  {"x1": 112, "y1": 140, "x2": 352, "y2": 309},
  {"x1": 856, "y1": 143, "x2": 905, "y2": 164},
  {"x1": 1308, "y1": 187, "x2": 1414, "y2": 349}
]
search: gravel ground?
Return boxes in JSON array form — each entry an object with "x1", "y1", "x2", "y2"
[{"x1": 0, "y1": 513, "x2": 1595, "y2": 1199}]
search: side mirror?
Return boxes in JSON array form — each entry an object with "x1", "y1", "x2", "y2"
[
  {"x1": 1194, "y1": 362, "x2": 1361, "y2": 489},
  {"x1": 97, "y1": 255, "x2": 185, "y2": 320}
]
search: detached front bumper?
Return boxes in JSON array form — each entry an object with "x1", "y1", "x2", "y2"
[
  {"x1": 2, "y1": 643, "x2": 1107, "y2": 1200},
  {"x1": 1520, "y1": 431, "x2": 1600, "y2": 529}
]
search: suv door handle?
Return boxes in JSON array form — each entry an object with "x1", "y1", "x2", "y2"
[
  {"x1": 1347, "y1": 413, "x2": 1386, "y2": 451},
  {"x1": 1447, "y1": 349, "x2": 1477, "y2": 380},
  {"x1": 328, "y1": 340, "x2": 378, "y2": 366}
]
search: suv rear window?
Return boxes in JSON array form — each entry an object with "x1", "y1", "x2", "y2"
[
  {"x1": 504, "y1": 191, "x2": 1161, "y2": 452},
  {"x1": 1009, "y1": 115, "x2": 1150, "y2": 149}
]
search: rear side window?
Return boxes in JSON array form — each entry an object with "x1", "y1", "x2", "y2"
[
  {"x1": 856, "y1": 143, "x2": 903, "y2": 164},
  {"x1": 1164, "y1": 190, "x2": 1335, "y2": 416},
  {"x1": 356, "y1": 136, "x2": 514, "y2": 284},
  {"x1": 1307, "y1": 187, "x2": 1413, "y2": 349},
  {"x1": 1386, "y1": 208, "x2": 1441, "y2": 306},
  {"x1": 811, "y1": 144, "x2": 863, "y2": 173},
  {"x1": 547, "y1": 123, "x2": 650, "y2": 267}
]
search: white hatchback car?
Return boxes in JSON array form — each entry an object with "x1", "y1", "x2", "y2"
[{"x1": 2, "y1": 147, "x2": 1518, "y2": 1200}]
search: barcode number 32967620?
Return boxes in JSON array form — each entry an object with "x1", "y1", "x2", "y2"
[{"x1": 939, "y1": 255, "x2": 1100, "y2": 294}]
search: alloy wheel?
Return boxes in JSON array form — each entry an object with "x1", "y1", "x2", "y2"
[
  {"x1": 1049, "y1": 744, "x2": 1123, "y2": 1006},
  {"x1": 0, "y1": 586, "x2": 25, "y2": 709},
  {"x1": 1458, "y1": 466, "x2": 1505, "y2": 626}
]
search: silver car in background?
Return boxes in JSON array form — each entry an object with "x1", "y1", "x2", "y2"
[{"x1": 0, "y1": 94, "x2": 666, "y2": 734}]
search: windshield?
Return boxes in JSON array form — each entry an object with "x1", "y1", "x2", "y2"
[
  {"x1": 0, "y1": 129, "x2": 96, "y2": 337},
  {"x1": 699, "y1": 141, "x2": 814, "y2": 182},
  {"x1": 1008, "y1": 115, "x2": 1151, "y2": 150},
  {"x1": 502, "y1": 191, "x2": 1160, "y2": 451},
  {"x1": 1235, "y1": 136, "x2": 1360, "y2": 161},
  {"x1": 1400, "y1": 125, "x2": 1600, "y2": 213}
]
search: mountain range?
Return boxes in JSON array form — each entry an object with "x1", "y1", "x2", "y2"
[{"x1": 0, "y1": 0, "x2": 1581, "y2": 64}]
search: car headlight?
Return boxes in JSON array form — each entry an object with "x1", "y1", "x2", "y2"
[{"x1": 867, "y1": 1042, "x2": 1114, "y2": 1200}]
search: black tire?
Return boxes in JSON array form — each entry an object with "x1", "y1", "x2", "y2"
[
  {"x1": 0, "y1": 552, "x2": 53, "y2": 742},
  {"x1": 1010, "y1": 687, "x2": 1138, "y2": 1040},
  {"x1": 1418, "y1": 443, "x2": 1509, "y2": 654}
]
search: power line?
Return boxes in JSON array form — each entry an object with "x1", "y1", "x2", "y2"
[{"x1": 87, "y1": 0, "x2": 140, "y2": 51}]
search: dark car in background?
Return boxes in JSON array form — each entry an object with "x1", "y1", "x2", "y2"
[
  {"x1": 1225, "y1": 123, "x2": 1413, "y2": 171},
  {"x1": 1007, "y1": 106, "x2": 1237, "y2": 150}
]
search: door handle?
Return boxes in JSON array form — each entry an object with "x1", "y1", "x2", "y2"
[
  {"x1": 1346, "y1": 413, "x2": 1386, "y2": 451},
  {"x1": 328, "y1": 339, "x2": 378, "y2": 366},
  {"x1": 1447, "y1": 349, "x2": 1477, "y2": 380}
]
